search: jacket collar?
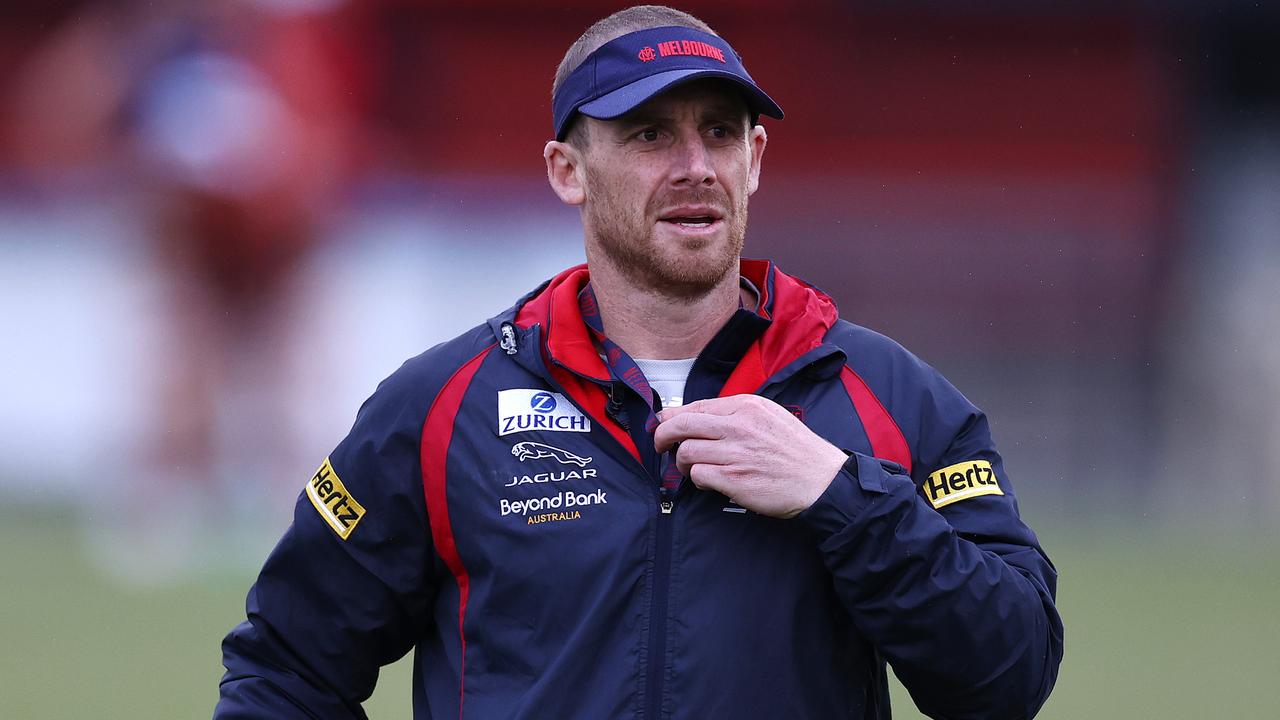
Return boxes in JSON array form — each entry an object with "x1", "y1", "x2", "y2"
[{"x1": 493, "y1": 259, "x2": 839, "y2": 391}]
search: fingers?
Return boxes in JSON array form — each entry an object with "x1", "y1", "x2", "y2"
[
  {"x1": 655, "y1": 395, "x2": 783, "y2": 452},
  {"x1": 650, "y1": 395, "x2": 835, "y2": 518},
  {"x1": 656, "y1": 394, "x2": 756, "y2": 422},
  {"x1": 654, "y1": 411, "x2": 733, "y2": 452},
  {"x1": 687, "y1": 461, "x2": 728, "y2": 494},
  {"x1": 672, "y1": 438, "x2": 732, "y2": 476}
]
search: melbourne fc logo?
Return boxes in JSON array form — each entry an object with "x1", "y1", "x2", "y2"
[
  {"x1": 512, "y1": 442, "x2": 592, "y2": 467},
  {"x1": 638, "y1": 46, "x2": 657, "y2": 62}
]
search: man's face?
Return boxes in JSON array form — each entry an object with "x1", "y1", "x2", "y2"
[{"x1": 576, "y1": 79, "x2": 766, "y2": 299}]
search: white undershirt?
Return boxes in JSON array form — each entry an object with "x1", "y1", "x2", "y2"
[{"x1": 633, "y1": 357, "x2": 696, "y2": 409}]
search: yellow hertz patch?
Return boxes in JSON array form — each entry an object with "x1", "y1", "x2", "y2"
[
  {"x1": 923, "y1": 460, "x2": 1003, "y2": 509},
  {"x1": 305, "y1": 458, "x2": 365, "y2": 540}
]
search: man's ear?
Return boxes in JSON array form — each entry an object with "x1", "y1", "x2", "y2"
[
  {"x1": 545, "y1": 140, "x2": 586, "y2": 206},
  {"x1": 746, "y1": 124, "x2": 767, "y2": 196}
]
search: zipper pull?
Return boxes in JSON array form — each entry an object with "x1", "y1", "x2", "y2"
[
  {"x1": 660, "y1": 499, "x2": 674, "y2": 514},
  {"x1": 499, "y1": 323, "x2": 518, "y2": 355},
  {"x1": 606, "y1": 382, "x2": 629, "y2": 430}
]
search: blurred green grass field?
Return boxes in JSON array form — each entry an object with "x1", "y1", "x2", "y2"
[{"x1": 3, "y1": 509, "x2": 1277, "y2": 719}]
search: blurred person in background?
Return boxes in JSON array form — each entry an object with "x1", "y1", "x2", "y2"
[
  {"x1": 5, "y1": 0, "x2": 358, "y2": 579},
  {"x1": 216, "y1": 5, "x2": 1062, "y2": 718}
]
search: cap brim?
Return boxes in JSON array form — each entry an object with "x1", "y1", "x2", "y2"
[{"x1": 577, "y1": 68, "x2": 784, "y2": 123}]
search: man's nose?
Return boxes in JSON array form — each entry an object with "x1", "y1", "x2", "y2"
[{"x1": 670, "y1": 134, "x2": 715, "y2": 187}]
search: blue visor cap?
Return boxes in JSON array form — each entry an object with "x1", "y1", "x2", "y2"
[{"x1": 553, "y1": 26, "x2": 784, "y2": 141}]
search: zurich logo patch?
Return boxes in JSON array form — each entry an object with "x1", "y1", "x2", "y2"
[{"x1": 497, "y1": 389, "x2": 591, "y2": 437}]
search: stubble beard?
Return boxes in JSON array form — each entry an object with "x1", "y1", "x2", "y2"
[{"x1": 585, "y1": 170, "x2": 747, "y2": 301}]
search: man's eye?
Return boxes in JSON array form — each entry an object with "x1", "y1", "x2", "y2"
[
  {"x1": 637, "y1": 129, "x2": 660, "y2": 142},
  {"x1": 709, "y1": 126, "x2": 728, "y2": 138}
]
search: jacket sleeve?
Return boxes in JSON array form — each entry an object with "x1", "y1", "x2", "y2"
[
  {"x1": 215, "y1": 364, "x2": 444, "y2": 719},
  {"x1": 797, "y1": 370, "x2": 1063, "y2": 720}
]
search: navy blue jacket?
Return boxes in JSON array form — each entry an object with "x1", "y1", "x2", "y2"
[{"x1": 217, "y1": 260, "x2": 1063, "y2": 719}]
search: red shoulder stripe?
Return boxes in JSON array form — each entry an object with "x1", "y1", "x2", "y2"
[
  {"x1": 839, "y1": 366, "x2": 912, "y2": 473},
  {"x1": 420, "y1": 344, "x2": 493, "y2": 718}
]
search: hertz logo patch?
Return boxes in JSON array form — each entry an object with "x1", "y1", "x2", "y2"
[
  {"x1": 305, "y1": 458, "x2": 365, "y2": 540},
  {"x1": 923, "y1": 460, "x2": 1003, "y2": 509}
]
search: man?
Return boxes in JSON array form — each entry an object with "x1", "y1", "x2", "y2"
[{"x1": 216, "y1": 6, "x2": 1063, "y2": 719}]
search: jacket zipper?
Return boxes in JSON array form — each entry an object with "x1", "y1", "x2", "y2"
[
  {"x1": 535, "y1": 331, "x2": 750, "y2": 718},
  {"x1": 645, "y1": 490, "x2": 676, "y2": 719},
  {"x1": 636, "y1": 365, "x2": 829, "y2": 717},
  {"x1": 541, "y1": 361, "x2": 675, "y2": 718}
]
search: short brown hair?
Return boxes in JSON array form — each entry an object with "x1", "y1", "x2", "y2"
[{"x1": 552, "y1": 5, "x2": 717, "y2": 145}]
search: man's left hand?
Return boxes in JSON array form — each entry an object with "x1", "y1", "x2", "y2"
[{"x1": 654, "y1": 394, "x2": 847, "y2": 518}]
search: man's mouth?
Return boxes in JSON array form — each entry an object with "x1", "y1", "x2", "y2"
[
  {"x1": 658, "y1": 207, "x2": 724, "y2": 230},
  {"x1": 662, "y1": 216, "x2": 717, "y2": 228}
]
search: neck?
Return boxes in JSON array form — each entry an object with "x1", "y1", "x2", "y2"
[{"x1": 588, "y1": 261, "x2": 743, "y2": 360}]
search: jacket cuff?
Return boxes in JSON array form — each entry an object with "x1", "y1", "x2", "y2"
[{"x1": 797, "y1": 452, "x2": 912, "y2": 536}]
